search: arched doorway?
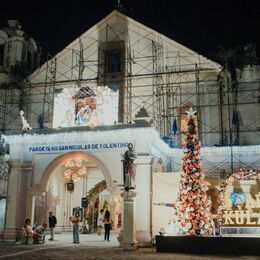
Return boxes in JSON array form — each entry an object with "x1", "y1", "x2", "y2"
[{"x1": 30, "y1": 151, "x2": 121, "y2": 233}]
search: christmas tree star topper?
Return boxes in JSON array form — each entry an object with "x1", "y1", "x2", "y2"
[{"x1": 185, "y1": 107, "x2": 197, "y2": 119}]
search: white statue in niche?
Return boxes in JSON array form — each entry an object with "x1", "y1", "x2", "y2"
[{"x1": 20, "y1": 110, "x2": 32, "y2": 131}]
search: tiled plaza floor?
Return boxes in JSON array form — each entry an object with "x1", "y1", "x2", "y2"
[{"x1": 0, "y1": 232, "x2": 258, "y2": 259}]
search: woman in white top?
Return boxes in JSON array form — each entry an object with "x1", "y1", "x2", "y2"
[{"x1": 97, "y1": 209, "x2": 104, "y2": 236}]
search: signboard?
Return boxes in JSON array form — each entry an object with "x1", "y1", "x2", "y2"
[
  {"x1": 223, "y1": 192, "x2": 260, "y2": 226},
  {"x1": 81, "y1": 197, "x2": 88, "y2": 208},
  {"x1": 67, "y1": 182, "x2": 74, "y2": 191},
  {"x1": 28, "y1": 142, "x2": 129, "y2": 153}
]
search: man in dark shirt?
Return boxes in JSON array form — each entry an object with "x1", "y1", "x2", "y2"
[{"x1": 48, "y1": 211, "x2": 57, "y2": 241}]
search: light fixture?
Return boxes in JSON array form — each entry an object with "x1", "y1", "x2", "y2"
[{"x1": 63, "y1": 159, "x2": 87, "y2": 183}]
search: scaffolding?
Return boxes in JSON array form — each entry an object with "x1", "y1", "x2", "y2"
[
  {"x1": 0, "y1": 158, "x2": 7, "y2": 201},
  {"x1": 0, "y1": 10, "x2": 259, "y2": 180},
  {"x1": 0, "y1": 138, "x2": 8, "y2": 201}
]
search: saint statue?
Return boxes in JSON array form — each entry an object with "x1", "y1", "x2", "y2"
[
  {"x1": 20, "y1": 110, "x2": 32, "y2": 131},
  {"x1": 122, "y1": 143, "x2": 137, "y2": 191}
]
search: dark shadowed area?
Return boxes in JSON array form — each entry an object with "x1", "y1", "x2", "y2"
[{"x1": 0, "y1": 0, "x2": 259, "y2": 63}]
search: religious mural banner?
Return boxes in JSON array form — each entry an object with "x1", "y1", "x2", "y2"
[{"x1": 53, "y1": 85, "x2": 119, "y2": 128}]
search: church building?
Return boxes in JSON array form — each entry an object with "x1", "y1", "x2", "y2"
[{"x1": 0, "y1": 10, "x2": 259, "y2": 243}]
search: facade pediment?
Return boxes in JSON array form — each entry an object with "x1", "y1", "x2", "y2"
[{"x1": 29, "y1": 10, "x2": 220, "y2": 85}]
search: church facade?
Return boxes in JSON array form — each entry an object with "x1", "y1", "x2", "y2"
[{"x1": 0, "y1": 10, "x2": 259, "y2": 243}]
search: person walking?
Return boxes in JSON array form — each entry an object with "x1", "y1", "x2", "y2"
[
  {"x1": 70, "y1": 211, "x2": 81, "y2": 244},
  {"x1": 48, "y1": 211, "x2": 57, "y2": 241},
  {"x1": 97, "y1": 209, "x2": 104, "y2": 236},
  {"x1": 103, "y1": 210, "x2": 112, "y2": 242}
]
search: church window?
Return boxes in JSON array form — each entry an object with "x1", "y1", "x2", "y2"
[{"x1": 105, "y1": 50, "x2": 122, "y2": 73}]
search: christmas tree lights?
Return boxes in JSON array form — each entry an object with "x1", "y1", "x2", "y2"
[{"x1": 176, "y1": 107, "x2": 214, "y2": 236}]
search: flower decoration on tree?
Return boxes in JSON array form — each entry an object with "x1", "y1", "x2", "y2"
[{"x1": 175, "y1": 107, "x2": 214, "y2": 236}]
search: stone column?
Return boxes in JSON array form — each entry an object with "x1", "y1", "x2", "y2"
[
  {"x1": 3, "y1": 160, "x2": 21, "y2": 241},
  {"x1": 135, "y1": 155, "x2": 153, "y2": 247},
  {"x1": 3, "y1": 160, "x2": 33, "y2": 242},
  {"x1": 19, "y1": 161, "x2": 34, "y2": 226},
  {"x1": 120, "y1": 190, "x2": 137, "y2": 250},
  {"x1": 26, "y1": 193, "x2": 36, "y2": 224}
]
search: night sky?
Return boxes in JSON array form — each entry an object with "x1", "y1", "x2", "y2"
[{"x1": 0, "y1": 0, "x2": 259, "y2": 64}]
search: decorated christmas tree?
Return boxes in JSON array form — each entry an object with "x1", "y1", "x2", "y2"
[{"x1": 176, "y1": 107, "x2": 214, "y2": 236}]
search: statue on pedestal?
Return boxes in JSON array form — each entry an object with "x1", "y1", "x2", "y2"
[
  {"x1": 122, "y1": 143, "x2": 137, "y2": 191},
  {"x1": 20, "y1": 110, "x2": 32, "y2": 131}
]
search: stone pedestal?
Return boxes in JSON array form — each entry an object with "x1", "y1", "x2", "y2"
[{"x1": 120, "y1": 190, "x2": 138, "y2": 250}]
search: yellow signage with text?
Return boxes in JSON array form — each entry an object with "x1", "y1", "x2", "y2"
[{"x1": 223, "y1": 193, "x2": 260, "y2": 225}]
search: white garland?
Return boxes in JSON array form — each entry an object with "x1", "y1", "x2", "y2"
[
  {"x1": 3, "y1": 127, "x2": 260, "y2": 159},
  {"x1": 3, "y1": 127, "x2": 158, "y2": 146},
  {"x1": 151, "y1": 139, "x2": 260, "y2": 157}
]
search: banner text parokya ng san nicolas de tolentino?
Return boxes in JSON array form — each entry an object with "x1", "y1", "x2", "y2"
[{"x1": 28, "y1": 142, "x2": 130, "y2": 152}]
